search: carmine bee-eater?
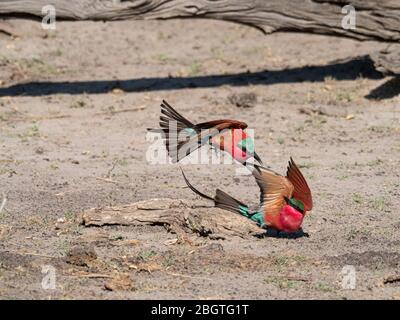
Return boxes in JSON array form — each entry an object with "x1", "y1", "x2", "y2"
[
  {"x1": 181, "y1": 158, "x2": 313, "y2": 233},
  {"x1": 148, "y1": 100, "x2": 262, "y2": 165}
]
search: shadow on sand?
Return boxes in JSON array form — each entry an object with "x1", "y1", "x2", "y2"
[
  {"x1": 256, "y1": 228, "x2": 310, "y2": 239},
  {"x1": 1, "y1": 55, "x2": 397, "y2": 100}
]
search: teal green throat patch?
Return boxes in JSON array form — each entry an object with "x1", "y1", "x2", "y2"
[
  {"x1": 289, "y1": 198, "x2": 305, "y2": 212},
  {"x1": 237, "y1": 137, "x2": 254, "y2": 154}
]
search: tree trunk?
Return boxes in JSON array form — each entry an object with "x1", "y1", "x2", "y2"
[
  {"x1": 1, "y1": 0, "x2": 399, "y2": 41},
  {"x1": 1, "y1": 1, "x2": 399, "y2": 74}
]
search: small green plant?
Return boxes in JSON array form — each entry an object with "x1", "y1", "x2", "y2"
[
  {"x1": 50, "y1": 49, "x2": 63, "y2": 57},
  {"x1": 366, "y1": 159, "x2": 383, "y2": 167},
  {"x1": 352, "y1": 193, "x2": 363, "y2": 204},
  {"x1": 70, "y1": 100, "x2": 86, "y2": 109},
  {"x1": 367, "y1": 126, "x2": 391, "y2": 134},
  {"x1": 162, "y1": 254, "x2": 176, "y2": 268},
  {"x1": 153, "y1": 53, "x2": 170, "y2": 62},
  {"x1": 17, "y1": 57, "x2": 59, "y2": 76},
  {"x1": 314, "y1": 282, "x2": 332, "y2": 292},
  {"x1": 18, "y1": 123, "x2": 40, "y2": 141},
  {"x1": 110, "y1": 234, "x2": 124, "y2": 241},
  {"x1": 305, "y1": 113, "x2": 327, "y2": 128},
  {"x1": 49, "y1": 164, "x2": 59, "y2": 170},
  {"x1": 299, "y1": 162, "x2": 316, "y2": 169},
  {"x1": 264, "y1": 276, "x2": 298, "y2": 289},
  {"x1": 271, "y1": 255, "x2": 289, "y2": 267},
  {"x1": 335, "y1": 90, "x2": 352, "y2": 103},
  {"x1": 64, "y1": 211, "x2": 76, "y2": 221},
  {"x1": 369, "y1": 196, "x2": 388, "y2": 212},
  {"x1": 188, "y1": 61, "x2": 202, "y2": 76},
  {"x1": 117, "y1": 159, "x2": 129, "y2": 167},
  {"x1": 346, "y1": 228, "x2": 370, "y2": 240},
  {"x1": 138, "y1": 250, "x2": 157, "y2": 262}
]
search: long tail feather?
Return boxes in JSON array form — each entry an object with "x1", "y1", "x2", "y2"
[
  {"x1": 214, "y1": 189, "x2": 248, "y2": 214},
  {"x1": 180, "y1": 168, "x2": 250, "y2": 217},
  {"x1": 180, "y1": 167, "x2": 214, "y2": 201}
]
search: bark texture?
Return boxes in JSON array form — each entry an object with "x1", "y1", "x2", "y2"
[{"x1": 80, "y1": 198, "x2": 263, "y2": 239}]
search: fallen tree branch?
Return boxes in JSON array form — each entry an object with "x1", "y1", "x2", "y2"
[
  {"x1": 80, "y1": 198, "x2": 263, "y2": 239},
  {"x1": 94, "y1": 105, "x2": 147, "y2": 116},
  {"x1": 1, "y1": 1, "x2": 399, "y2": 74},
  {"x1": 166, "y1": 271, "x2": 213, "y2": 281},
  {"x1": 0, "y1": 1, "x2": 399, "y2": 42}
]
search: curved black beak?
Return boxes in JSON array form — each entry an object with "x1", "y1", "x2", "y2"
[{"x1": 254, "y1": 152, "x2": 263, "y2": 165}]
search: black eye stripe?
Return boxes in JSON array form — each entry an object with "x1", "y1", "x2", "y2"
[{"x1": 289, "y1": 203, "x2": 305, "y2": 214}]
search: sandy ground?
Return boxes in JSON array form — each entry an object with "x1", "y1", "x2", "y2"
[{"x1": 0, "y1": 19, "x2": 399, "y2": 300}]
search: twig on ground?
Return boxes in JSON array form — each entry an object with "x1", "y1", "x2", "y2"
[
  {"x1": 96, "y1": 177, "x2": 122, "y2": 185},
  {"x1": 166, "y1": 272, "x2": 213, "y2": 281},
  {"x1": 283, "y1": 275, "x2": 311, "y2": 282},
  {"x1": 3, "y1": 249, "x2": 57, "y2": 259},
  {"x1": 298, "y1": 107, "x2": 328, "y2": 116},
  {"x1": 0, "y1": 195, "x2": 7, "y2": 214},
  {"x1": 95, "y1": 106, "x2": 146, "y2": 116},
  {"x1": 383, "y1": 275, "x2": 400, "y2": 284},
  {"x1": 67, "y1": 273, "x2": 114, "y2": 279}
]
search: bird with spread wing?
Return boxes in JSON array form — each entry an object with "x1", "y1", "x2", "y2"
[
  {"x1": 182, "y1": 157, "x2": 313, "y2": 233},
  {"x1": 148, "y1": 100, "x2": 262, "y2": 165}
]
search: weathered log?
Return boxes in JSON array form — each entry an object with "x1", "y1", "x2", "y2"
[
  {"x1": 80, "y1": 198, "x2": 263, "y2": 239},
  {"x1": 1, "y1": 1, "x2": 399, "y2": 74},
  {"x1": 0, "y1": 0, "x2": 399, "y2": 42}
]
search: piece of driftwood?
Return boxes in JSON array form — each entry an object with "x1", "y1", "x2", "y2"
[
  {"x1": 1, "y1": 1, "x2": 399, "y2": 75},
  {"x1": 81, "y1": 198, "x2": 263, "y2": 239}
]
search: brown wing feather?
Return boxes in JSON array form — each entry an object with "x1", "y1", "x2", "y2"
[
  {"x1": 196, "y1": 119, "x2": 248, "y2": 130},
  {"x1": 286, "y1": 157, "x2": 313, "y2": 211},
  {"x1": 150, "y1": 101, "x2": 248, "y2": 162},
  {"x1": 252, "y1": 165, "x2": 294, "y2": 217}
]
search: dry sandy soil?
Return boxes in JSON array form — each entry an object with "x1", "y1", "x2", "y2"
[{"x1": 0, "y1": 18, "x2": 399, "y2": 300}]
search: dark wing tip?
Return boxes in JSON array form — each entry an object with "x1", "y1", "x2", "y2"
[{"x1": 287, "y1": 156, "x2": 295, "y2": 173}]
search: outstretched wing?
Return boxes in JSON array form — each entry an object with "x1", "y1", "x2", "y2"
[
  {"x1": 286, "y1": 157, "x2": 313, "y2": 211},
  {"x1": 252, "y1": 165, "x2": 294, "y2": 217},
  {"x1": 148, "y1": 100, "x2": 249, "y2": 163}
]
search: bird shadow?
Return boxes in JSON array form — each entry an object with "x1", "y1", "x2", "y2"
[
  {"x1": 256, "y1": 228, "x2": 309, "y2": 239},
  {"x1": 0, "y1": 54, "x2": 392, "y2": 99},
  {"x1": 364, "y1": 76, "x2": 400, "y2": 100}
]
